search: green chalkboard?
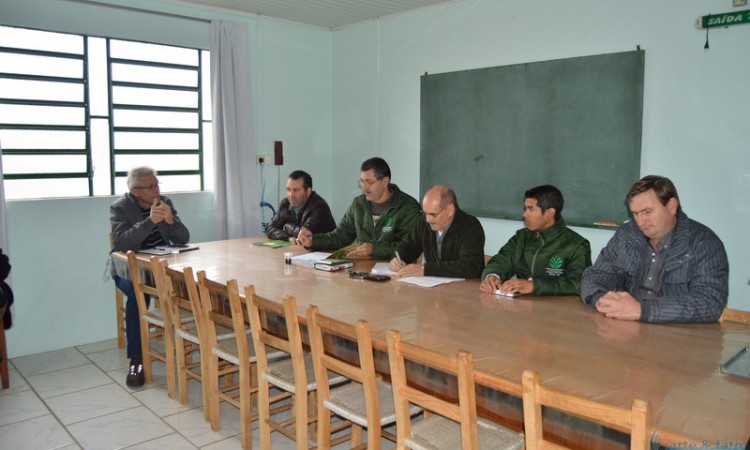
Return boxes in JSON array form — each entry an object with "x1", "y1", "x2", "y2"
[{"x1": 420, "y1": 50, "x2": 644, "y2": 228}]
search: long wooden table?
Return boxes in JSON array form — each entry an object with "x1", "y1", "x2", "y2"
[{"x1": 154, "y1": 238, "x2": 750, "y2": 448}]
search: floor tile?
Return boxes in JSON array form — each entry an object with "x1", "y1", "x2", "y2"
[
  {"x1": 133, "y1": 377, "x2": 203, "y2": 418},
  {"x1": 0, "y1": 414, "x2": 76, "y2": 450},
  {"x1": 27, "y1": 363, "x2": 112, "y2": 399},
  {"x1": 12, "y1": 347, "x2": 89, "y2": 377},
  {"x1": 66, "y1": 406, "x2": 173, "y2": 449},
  {"x1": 123, "y1": 432, "x2": 199, "y2": 449},
  {"x1": 0, "y1": 365, "x2": 31, "y2": 396},
  {"x1": 85, "y1": 346, "x2": 128, "y2": 372},
  {"x1": 76, "y1": 338, "x2": 119, "y2": 355},
  {"x1": 0, "y1": 389, "x2": 49, "y2": 426},
  {"x1": 164, "y1": 401, "x2": 241, "y2": 447},
  {"x1": 46, "y1": 383, "x2": 141, "y2": 425}
]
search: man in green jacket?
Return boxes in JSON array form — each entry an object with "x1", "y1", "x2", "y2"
[
  {"x1": 298, "y1": 157, "x2": 421, "y2": 259},
  {"x1": 480, "y1": 185, "x2": 591, "y2": 296}
]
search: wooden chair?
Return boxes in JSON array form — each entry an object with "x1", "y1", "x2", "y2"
[
  {"x1": 152, "y1": 261, "x2": 206, "y2": 412},
  {"x1": 386, "y1": 329, "x2": 524, "y2": 450},
  {"x1": 126, "y1": 251, "x2": 176, "y2": 396},
  {"x1": 109, "y1": 246, "x2": 128, "y2": 348},
  {"x1": 307, "y1": 304, "x2": 420, "y2": 450},
  {"x1": 522, "y1": 370, "x2": 650, "y2": 450},
  {"x1": 0, "y1": 302, "x2": 8, "y2": 389},
  {"x1": 719, "y1": 308, "x2": 750, "y2": 324},
  {"x1": 246, "y1": 293, "x2": 347, "y2": 450},
  {"x1": 194, "y1": 271, "x2": 254, "y2": 433}
]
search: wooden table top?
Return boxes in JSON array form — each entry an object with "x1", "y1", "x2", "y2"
[{"x1": 153, "y1": 238, "x2": 750, "y2": 447}]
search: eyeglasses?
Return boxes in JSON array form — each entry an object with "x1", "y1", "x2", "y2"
[
  {"x1": 357, "y1": 178, "x2": 382, "y2": 188},
  {"x1": 134, "y1": 182, "x2": 160, "y2": 191},
  {"x1": 422, "y1": 207, "x2": 444, "y2": 219}
]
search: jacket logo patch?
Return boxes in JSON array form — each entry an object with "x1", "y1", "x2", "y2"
[
  {"x1": 545, "y1": 255, "x2": 565, "y2": 276},
  {"x1": 382, "y1": 218, "x2": 394, "y2": 233}
]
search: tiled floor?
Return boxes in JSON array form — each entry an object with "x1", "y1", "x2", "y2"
[{"x1": 0, "y1": 338, "x2": 391, "y2": 449}]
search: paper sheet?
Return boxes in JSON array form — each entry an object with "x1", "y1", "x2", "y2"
[
  {"x1": 370, "y1": 262, "x2": 399, "y2": 276},
  {"x1": 397, "y1": 276, "x2": 464, "y2": 288}
]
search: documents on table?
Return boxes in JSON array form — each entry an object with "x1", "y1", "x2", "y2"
[
  {"x1": 370, "y1": 262, "x2": 399, "y2": 276},
  {"x1": 139, "y1": 244, "x2": 199, "y2": 256},
  {"x1": 397, "y1": 276, "x2": 464, "y2": 288},
  {"x1": 291, "y1": 252, "x2": 332, "y2": 265},
  {"x1": 252, "y1": 239, "x2": 292, "y2": 248}
]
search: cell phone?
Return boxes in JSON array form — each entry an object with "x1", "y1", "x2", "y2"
[
  {"x1": 348, "y1": 271, "x2": 369, "y2": 280},
  {"x1": 364, "y1": 274, "x2": 391, "y2": 282}
]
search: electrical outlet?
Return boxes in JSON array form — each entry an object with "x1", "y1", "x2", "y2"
[{"x1": 256, "y1": 155, "x2": 267, "y2": 165}]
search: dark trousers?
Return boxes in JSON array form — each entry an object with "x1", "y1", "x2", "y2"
[{"x1": 114, "y1": 276, "x2": 150, "y2": 359}]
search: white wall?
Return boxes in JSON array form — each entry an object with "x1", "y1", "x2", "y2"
[
  {"x1": 330, "y1": 0, "x2": 750, "y2": 310},
  {"x1": 1, "y1": 0, "x2": 333, "y2": 357}
]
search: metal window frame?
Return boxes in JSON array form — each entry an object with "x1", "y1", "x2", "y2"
[{"x1": 0, "y1": 25, "x2": 208, "y2": 198}]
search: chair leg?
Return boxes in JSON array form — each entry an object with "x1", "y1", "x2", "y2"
[
  {"x1": 294, "y1": 389, "x2": 308, "y2": 450},
  {"x1": 317, "y1": 397, "x2": 332, "y2": 449},
  {"x1": 259, "y1": 377, "x2": 272, "y2": 450},
  {"x1": 176, "y1": 337, "x2": 190, "y2": 404},
  {"x1": 239, "y1": 362, "x2": 253, "y2": 450},
  {"x1": 207, "y1": 355, "x2": 221, "y2": 431},
  {"x1": 164, "y1": 327, "x2": 177, "y2": 399},
  {"x1": 140, "y1": 320, "x2": 153, "y2": 385},
  {"x1": 116, "y1": 288, "x2": 126, "y2": 349}
]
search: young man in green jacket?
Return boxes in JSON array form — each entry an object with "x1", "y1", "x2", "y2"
[
  {"x1": 480, "y1": 185, "x2": 591, "y2": 296},
  {"x1": 298, "y1": 157, "x2": 421, "y2": 260}
]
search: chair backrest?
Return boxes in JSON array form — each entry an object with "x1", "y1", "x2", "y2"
[
  {"x1": 156, "y1": 261, "x2": 200, "y2": 332},
  {"x1": 196, "y1": 271, "x2": 239, "y2": 351},
  {"x1": 522, "y1": 370, "x2": 650, "y2": 450},
  {"x1": 126, "y1": 251, "x2": 166, "y2": 322},
  {"x1": 246, "y1": 292, "x2": 306, "y2": 388},
  {"x1": 719, "y1": 308, "x2": 750, "y2": 324},
  {"x1": 306, "y1": 304, "x2": 380, "y2": 422},
  {"x1": 386, "y1": 329, "x2": 479, "y2": 450}
]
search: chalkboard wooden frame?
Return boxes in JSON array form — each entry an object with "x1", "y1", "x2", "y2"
[{"x1": 420, "y1": 50, "x2": 644, "y2": 228}]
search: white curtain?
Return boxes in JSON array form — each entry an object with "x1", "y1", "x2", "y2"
[
  {"x1": 0, "y1": 141, "x2": 7, "y2": 252},
  {"x1": 211, "y1": 20, "x2": 261, "y2": 239},
  {"x1": 0, "y1": 140, "x2": 11, "y2": 328}
]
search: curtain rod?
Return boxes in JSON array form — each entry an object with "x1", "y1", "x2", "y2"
[{"x1": 65, "y1": 0, "x2": 212, "y2": 24}]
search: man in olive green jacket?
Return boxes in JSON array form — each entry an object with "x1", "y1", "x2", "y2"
[
  {"x1": 480, "y1": 185, "x2": 591, "y2": 296},
  {"x1": 298, "y1": 157, "x2": 421, "y2": 260}
]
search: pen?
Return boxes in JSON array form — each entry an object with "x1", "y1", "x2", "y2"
[{"x1": 395, "y1": 251, "x2": 404, "y2": 266}]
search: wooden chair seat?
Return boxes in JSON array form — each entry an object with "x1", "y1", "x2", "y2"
[
  {"x1": 323, "y1": 379, "x2": 415, "y2": 427},
  {"x1": 407, "y1": 415, "x2": 524, "y2": 450},
  {"x1": 264, "y1": 353, "x2": 347, "y2": 393}
]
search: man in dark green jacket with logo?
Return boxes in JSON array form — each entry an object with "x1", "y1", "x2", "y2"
[
  {"x1": 298, "y1": 157, "x2": 421, "y2": 260},
  {"x1": 480, "y1": 185, "x2": 591, "y2": 296}
]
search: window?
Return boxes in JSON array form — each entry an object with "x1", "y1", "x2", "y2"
[{"x1": 0, "y1": 25, "x2": 212, "y2": 200}]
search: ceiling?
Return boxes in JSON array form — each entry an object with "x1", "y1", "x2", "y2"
[{"x1": 172, "y1": 0, "x2": 462, "y2": 30}]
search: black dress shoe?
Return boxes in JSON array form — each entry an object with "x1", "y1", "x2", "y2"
[{"x1": 126, "y1": 357, "x2": 145, "y2": 387}]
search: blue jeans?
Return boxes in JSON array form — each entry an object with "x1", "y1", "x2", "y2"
[{"x1": 114, "y1": 276, "x2": 150, "y2": 359}]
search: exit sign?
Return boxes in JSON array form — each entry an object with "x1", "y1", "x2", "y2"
[{"x1": 696, "y1": 10, "x2": 750, "y2": 28}]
